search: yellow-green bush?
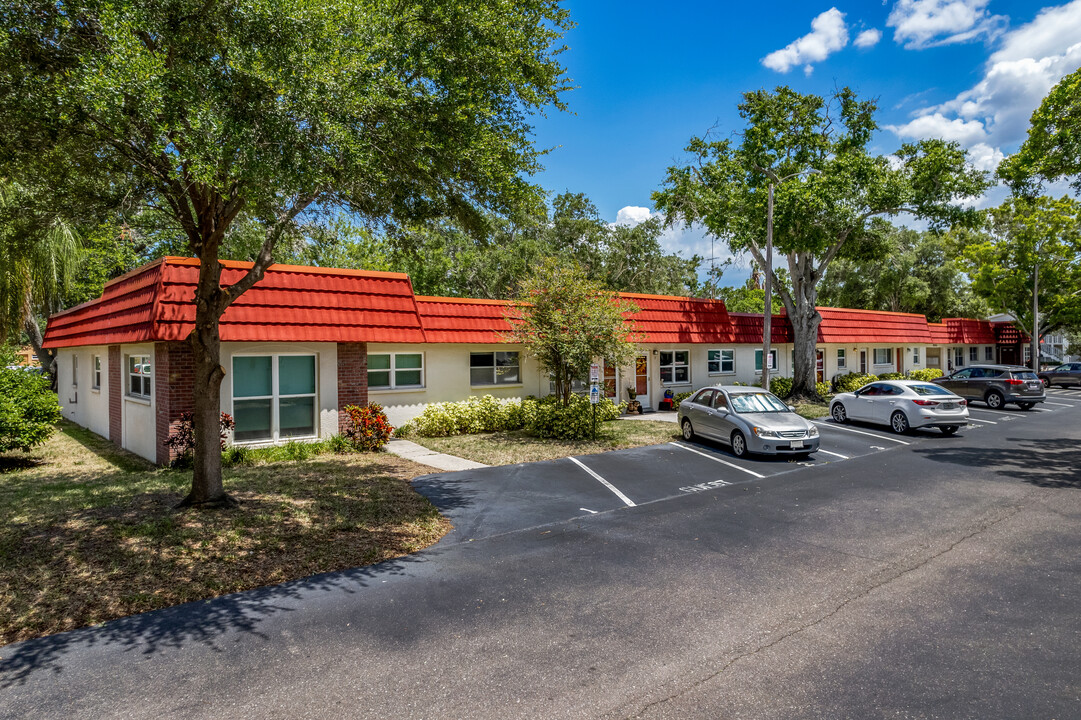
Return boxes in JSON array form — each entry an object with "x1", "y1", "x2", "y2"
[
  {"x1": 834, "y1": 372, "x2": 878, "y2": 393},
  {"x1": 815, "y1": 381, "x2": 833, "y2": 399},
  {"x1": 909, "y1": 368, "x2": 944, "y2": 381},
  {"x1": 521, "y1": 394, "x2": 624, "y2": 439},
  {"x1": 409, "y1": 395, "x2": 524, "y2": 437}
]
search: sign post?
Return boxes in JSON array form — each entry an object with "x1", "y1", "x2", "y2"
[{"x1": 589, "y1": 383, "x2": 600, "y2": 438}]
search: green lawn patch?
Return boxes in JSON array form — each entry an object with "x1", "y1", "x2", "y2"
[
  {"x1": 411, "y1": 419, "x2": 680, "y2": 466},
  {"x1": 792, "y1": 401, "x2": 832, "y2": 420},
  {"x1": 0, "y1": 421, "x2": 449, "y2": 645}
]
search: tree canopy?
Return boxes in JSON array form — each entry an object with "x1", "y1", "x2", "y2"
[
  {"x1": 0, "y1": 0, "x2": 573, "y2": 506},
  {"x1": 998, "y1": 67, "x2": 1081, "y2": 194},
  {"x1": 654, "y1": 86, "x2": 988, "y2": 399}
]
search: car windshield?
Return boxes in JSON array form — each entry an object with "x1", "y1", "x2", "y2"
[
  {"x1": 729, "y1": 392, "x2": 789, "y2": 413},
  {"x1": 910, "y1": 383, "x2": 953, "y2": 396}
]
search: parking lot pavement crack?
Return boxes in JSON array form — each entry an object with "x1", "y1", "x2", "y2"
[{"x1": 612, "y1": 500, "x2": 1028, "y2": 720}]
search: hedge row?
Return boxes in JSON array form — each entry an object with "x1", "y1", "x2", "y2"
[{"x1": 400, "y1": 394, "x2": 625, "y2": 440}]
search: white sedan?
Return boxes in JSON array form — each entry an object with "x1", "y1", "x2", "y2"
[{"x1": 829, "y1": 380, "x2": 969, "y2": 435}]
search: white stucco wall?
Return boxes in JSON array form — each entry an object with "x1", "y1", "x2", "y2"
[
  {"x1": 56, "y1": 347, "x2": 111, "y2": 440},
  {"x1": 121, "y1": 343, "x2": 157, "y2": 462},
  {"x1": 219, "y1": 342, "x2": 339, "y2": 444}
]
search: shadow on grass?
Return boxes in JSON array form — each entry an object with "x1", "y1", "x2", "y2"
[
  {"x1": 912, "y1": 436, "x2": 1081, "y2": 489},
  {"x1": 0, "y1": 456, "x2": 45, "y2": 473},
  {"x1": 59, "y1": 421, "x2": 156, "y2": 473},
  {"x1": 0, "y1": 551, "x2": 434, "y2": 689}
]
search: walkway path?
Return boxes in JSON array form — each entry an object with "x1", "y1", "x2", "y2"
[
  {"x1": 619, "y1": 410, "x2": 678, "y2": 423},
  {"x1": 384, "y1": 439, "x2": 488, "y2": 471}
]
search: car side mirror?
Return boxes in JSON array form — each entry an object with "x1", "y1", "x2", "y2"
[{"x1": 787, "y1": 404, "x2": 796, "y2": 412}]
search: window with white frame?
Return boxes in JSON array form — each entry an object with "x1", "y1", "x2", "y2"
[
  {"x1": 368, "y1": 352, "x2": 424, "y2": 389},
  {"x1": 1023, "y1": 345, "x2": 1032, "y2": 363},
  {"x1": 969, "y1": 346, "x2": 978, "y2": 361},
  {"x1": 954, "y1": 348, "x2": 965, "y2": 367},
  {"x1": 985, "y1": 346, "x2": 993, "y2": 361},
  {"x1": 873, "y1": 348, "x2": 893, "y2": 365},
  {"x1": 912, "y1": 347, "x2": 920, "y2": 365},
  {"x1": 660, "y1": 350, "x2": 690, "y2": 384},
  {"x1": 127, "y1": 355, "x2": 151, "y2": 399},
  {"x1": 72, "y1": 354, "x2": 79, "y2": 387},
  {"x1": 232, "y1": 354, "x2": 317, "y2": 442},
  {"x1": 92, "y1": 355, "x2": 101, "y2": 390},
  {"x1": 837, "y1": 348, "x2": 846, "y2": 370},
  {"x1": 707, "y1": 349, "x2": 735, "y2": 374},
  {"x1": 754, "y1": 349, "x2": 778, "y2": 372},
  {"x1": 470, "y1": 351, "x2": 520, "y2": 386}
]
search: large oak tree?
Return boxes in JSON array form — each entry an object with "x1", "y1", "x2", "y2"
[
  {"x1": 654, "y1": 86, "x2": 988, "y2": 400},
  {"x1": 0, "y1": 0, "x2": 571, "y2": 506}
]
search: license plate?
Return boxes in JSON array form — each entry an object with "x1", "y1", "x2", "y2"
[
  {"x1": 790, "y1": 440, "x2": 804, "y2": 449},
  {"x1": 1028, "y1": 382, "x2": 1040, "y2": 389},
  {"x1": 941, "y1": 402, "x2": 957, "y2": 409}
]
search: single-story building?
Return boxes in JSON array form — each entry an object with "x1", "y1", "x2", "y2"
[{"x1": 42, "y1": 256, "x2": 1029, "y2": 464}]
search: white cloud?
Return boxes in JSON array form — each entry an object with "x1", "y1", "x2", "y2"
[
  {"x1": 887, "y1": 0, "x2": 1008, "y2": 49},
  {"x1": 762, "y1": 8, "x2": 849, "y2": 74},
  {"x1": 887, "y1": 0, "x2": 1081, "y2": 178},
  {"x1": 854, "y1": 28, "x2": 883, "y2": 48},
  {"x1": 614, "y1": 206, "x2": 652, "y2": 227}
]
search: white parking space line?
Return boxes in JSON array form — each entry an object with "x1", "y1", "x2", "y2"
[
  {"x1": 668, "y1": 442, "x2": 766, "y2": 479},
  {"x1": 815, "y1": 448, "x2": 850, "y2": 459},
  {"x1": 1044, "y1": 401, "x2": 1077, "y2": 407},
  {"x1": 812, "y1": 421, "x2": 911, "y2": 445},
  {"x1": 568, "y1": 457, "x2": 636, "y2": 508},
  {"x1": 964, "y1": 416, "x2": 997, "y2": 424},
  {"x1": 968, "y1": 406, "x2": 1041, "y2": 415}
]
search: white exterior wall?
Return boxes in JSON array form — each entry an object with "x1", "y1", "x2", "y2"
[
  {"x1": 219, "y1": 342, "x2": 339, "y2": 444},
  {"x1": 56, "y1": 347, "x2": 110, "y2": 438},
  {"x1": 120, "y1": 343, "x2": 157, "y2": 462}
]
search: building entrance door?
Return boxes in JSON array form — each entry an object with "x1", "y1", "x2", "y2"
[
  {"x1": 816, "y1": 349, "x2": 825, "y2": 383},
  {"x1": 859, "y1": 350, "x2": 867, "y2": 374},
  {"x1": 634, "y1": 355, "x2": 650, "y2": 408}
]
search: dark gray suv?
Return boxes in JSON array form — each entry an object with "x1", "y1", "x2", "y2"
[{"x1": 933, "y1": 364, "x2": 1046, "y2": 410}]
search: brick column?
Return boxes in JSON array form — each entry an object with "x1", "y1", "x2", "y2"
[
  {"x1": 108, "y1": 345, "x2": 122, "y2": 445},
  {"x1": 337, "y1": 342, "x2": 368, "y2": 433},
  {"x1": 154, "y1": 342, "x2": 195, "y2": 465}
]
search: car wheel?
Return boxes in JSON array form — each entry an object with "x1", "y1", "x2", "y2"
[
  {"x1": 681, "y1": 419, "x2": 695, "y2": 441},
  {"x1": 730, "y1": 430, "x2": 748, "y2": 458},
  {"x1": 985, "y1": 390, "x2": 1004, "y2": 409},
  {"x1": 890, "y1": 411, "x2": 910, "y2": 434},
  {"x1": 1016, "y1": 402, "x2": 1035, "y2": 410},
  {"x1": 941, "y1": 425, "x2": 959, "y2": 435},
  {"x1": 1041, "y1": 377, "x2": 1050, "y2": 388},
  {"x1": 831, "y1": 403, "x2": 848, "y2": 423}
]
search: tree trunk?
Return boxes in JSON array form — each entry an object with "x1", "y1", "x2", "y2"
[
  {"x1": 23, "y1": 316, "x2": 57, "y2": 390},
  {"x1": 785, "y1": 252, "x2": 823, "y2": 401}
]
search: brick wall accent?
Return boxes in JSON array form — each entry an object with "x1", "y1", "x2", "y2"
[
  {"x1": 337, "y1": 342, "x2": 368, "y2": 434},
  {"x1": 108, "y1": 345, "x2": 122, "y2": 445},
  {"x1": 154, "y1": 342, "x2": 195, "y2": 465}
]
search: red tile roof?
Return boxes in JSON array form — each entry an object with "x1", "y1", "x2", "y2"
[
  {"x1": 43, "y1": 257, "x2": 424, "y2": 348},
  {"x1": 943, "y1": 318, "x2": 996, "y2": 345},
  {"x1": 816, "y1": 307, "x2": 933, "y2": 344},
  {"x1": 619, "y1": 293, "x2": 732, "y2": 344},
  {"x1": 414, "y1": 296, "x2": 515, "y2": 344},
  {"x1": 728, "y1": 313, "x2": 793, "y2": 344},
  {"x1": 993, "y1": 322, "x2": 1030, "y2": 344},
  {"x1": 928, "y1": 322, "x2": 950, "y2": 344}
]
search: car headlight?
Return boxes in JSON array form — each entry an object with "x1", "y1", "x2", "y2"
[
  {"x1": 752, "y1": 427, "x2": 778, "y2": 438},
  {"x1": 806, "y1": 424, "x2": 818, "y2": 438}
]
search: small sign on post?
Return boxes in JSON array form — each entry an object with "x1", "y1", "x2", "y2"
[
  {"x1": 767, "y1": 353, "x2": 774, "y2": 370},
  {"x1": 589, "y1": 384, "x2": 600, "y2": 404},
  {"x1": 590, "y1": 363, "x2": 601, "y2": 383}
]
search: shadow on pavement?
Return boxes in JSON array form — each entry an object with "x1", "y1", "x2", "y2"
[
  {"x1": 912, "y1": 437, "x2": 1081, "y2": 489},
  {"x1": 0, "y1": 552, "x2": 430, "y2": 689}
]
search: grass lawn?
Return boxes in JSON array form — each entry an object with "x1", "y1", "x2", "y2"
[
  {"x1": 0, "y1": 421, "x2": 449, "y2": 646},
  {"x1": 411, "y1": 419, "x2": 680, "y2": 466},
  {"x1": 792, "y1": 401, "x2": 832, "y2": 420}
]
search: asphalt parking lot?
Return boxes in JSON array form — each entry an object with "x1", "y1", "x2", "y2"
[{"x1": 413, "y1": 386, "x2": 1081, "y2": 542}]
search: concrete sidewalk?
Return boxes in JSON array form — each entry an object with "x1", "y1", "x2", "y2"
[
  {"x1": 385, "y1": 439, "x2": 488, "y2": 471},
  {"x1": 619, "y1": 410, "x2": 678, "y2": 423}
]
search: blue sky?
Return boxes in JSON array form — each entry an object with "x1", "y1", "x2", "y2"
[{"x1": 529, "y1": 0, "x2": 1081, "y2": 284}]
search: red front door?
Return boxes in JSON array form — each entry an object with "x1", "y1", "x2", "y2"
[{"x1": 816, "y1": 349, "x2": 824, "y2": 383}]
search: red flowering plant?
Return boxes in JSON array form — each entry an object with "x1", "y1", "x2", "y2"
[
  {"x1": 342, "y1": 403, "x2": 394, "y2": 452},
  {"x1": 165, "y1": 412, "x2": 235, "y2": 468}
]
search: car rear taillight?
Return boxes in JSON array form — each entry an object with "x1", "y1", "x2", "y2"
[
  {"x1": 912, "y1": 399, "x2": 938, "y2": 406},
  {"x1": 1006, "y1": 378, "x2": 1025, "y2": 385},
  {"x1": 959, "y1": 399, "x2": 967, "y2": 406}
]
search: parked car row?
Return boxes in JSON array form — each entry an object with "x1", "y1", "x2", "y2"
[
  {"x1": 677, "y1": 363, "x2": 1049, "y2": 460},
  {"x1": 1038, "y1": 363, "x2": 1081, "y2": 388}
]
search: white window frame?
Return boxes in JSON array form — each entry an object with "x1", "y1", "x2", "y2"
[
  {"x1": 984, "y1": 346, "x2": 993, "y2": 361},
  {"x1": 126, "y1": 354, "x2": 152, "y2": 400},
  {"x1": 659, "y1": 349, "x2": 691, "y2": 385},
  {"x1": 755, "y1": 349, "x2": 779, "y2": 373},
  {"x1": 469, "y1": 351, "x2": 521, "y2": 387},
  {"x1": 912, "y1": 347, "x2": 920, "y2": 365},
  {"x1": 368, "y1": 352, "x2": 425, "y2": 390},
  {"x1": 969, "y1": 346, "x2": 979, "y2": 362},
  {"x1": 954, "y1": 348, "x2": 965, "y2": 367},
  {"x1": 707, "y1": 348, "x2": 735, "y2": 375},
  {"x1": 92, "y1": 355, "x2": 101, "y2": 390},
  {"x1": 873, "y1": 348, "x2": 893, "y2": 366},
  {"x1": 836, "y1": 348, "x2": 846, "y2": 370},
  {"x1": 231, "y1": 353, "x2": 319, "y2": 443},
  {"x1": 1023, "y1": 345, "x2": 1032, "y2": 363}
]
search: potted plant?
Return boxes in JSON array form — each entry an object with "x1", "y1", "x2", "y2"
[{"x1": 626, "y1": 386, "x2": 642, "y2": 414}]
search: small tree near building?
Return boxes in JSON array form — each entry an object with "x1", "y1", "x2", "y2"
[{"x1": 506, "y1": 258, "x2": 641, "y2": 407}]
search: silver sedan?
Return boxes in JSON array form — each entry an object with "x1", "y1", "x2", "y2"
[
  {"x1": 677, "y1": 386, "x2": 820, "y2": 458},
  {"x1": 829, "y1": 380, "x2": 969, "y2": 434}
]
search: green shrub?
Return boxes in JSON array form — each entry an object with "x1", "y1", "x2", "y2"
[
  {"x1": 876, "y1": 372, "x2": 905, "y2": 381},
  {"x1": 909, "y1": 368, "x2": 944, "y2": 381},
  {"x1": 0, "y1": 367, "x2": 61, "y2": 453},
  {"x1": 410, "y1": 395, "x2": 526, "y2": 437},
  {"x1": 834, "y1": 372, "x2": 878, "y2": 394},
  {"x1": 672, "y1": 390, "x2": 694, "y2": 409},
  {"x1": 342, "y1": 402, "x2": 394, "y2": 451},
  {"x1": 766, "y1": 376, "x2": 793, "y2": 399},
  {"x1": 815, "y1": 381, "x2": 833, "y2": 399},
  {"x1": 521, "y1": 394, "x2": 623, "y2": 440}
]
